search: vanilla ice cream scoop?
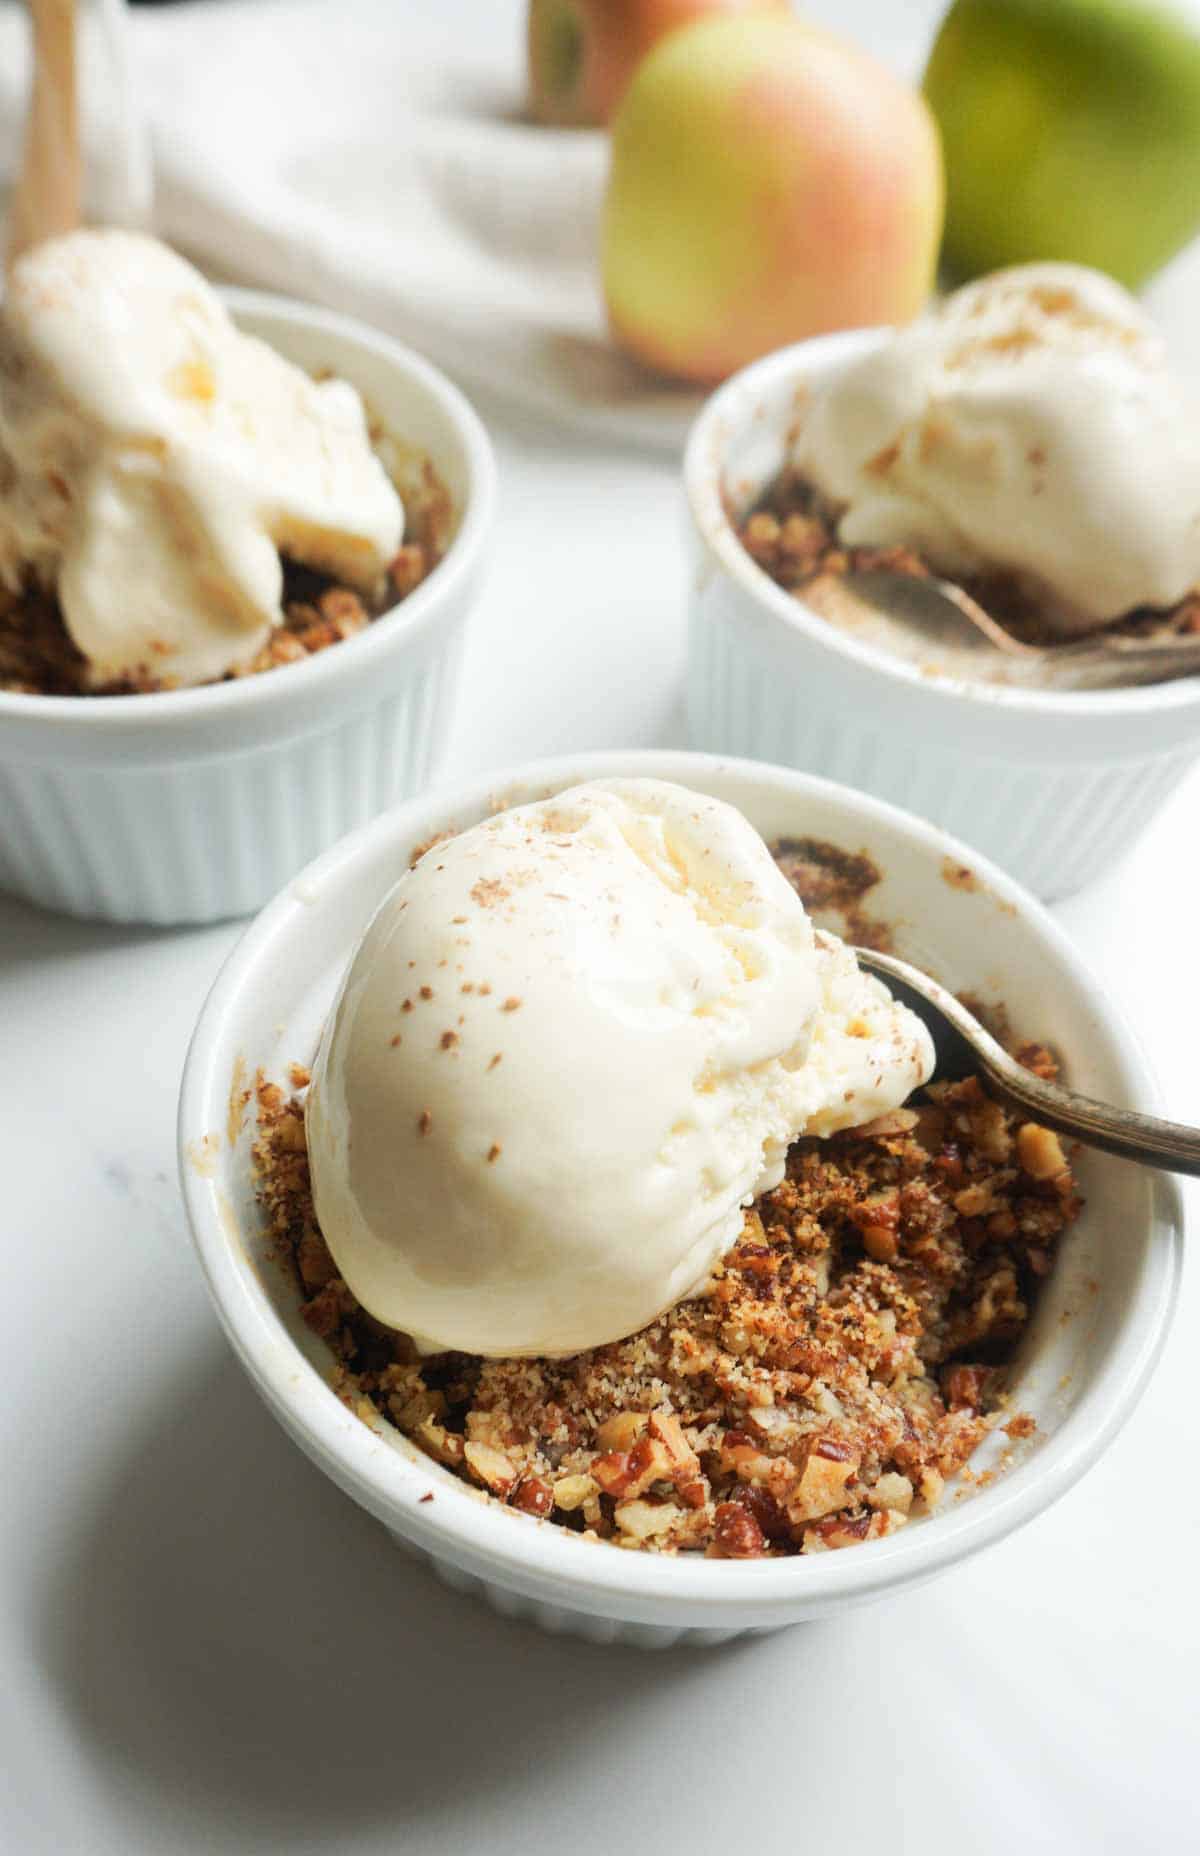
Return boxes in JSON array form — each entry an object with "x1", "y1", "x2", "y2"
[
  {"x1": 305, "y1": 779, "x2": 932, "y2": 1358},
  {"x1": 0, "y1": 230, "x2": 404, "y2": 686},
  {"x1": 793, "y1": 263, "x2": 1200, "y2": 634}
]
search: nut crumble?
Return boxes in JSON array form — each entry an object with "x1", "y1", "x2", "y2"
[{"x1": 251, "y1": 849, "x2": 1082, "y2": 1561}]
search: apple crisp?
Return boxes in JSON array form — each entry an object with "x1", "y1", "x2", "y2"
[
  {"x1": 737, "y1": 467, "x2": 1200, "y2": 652},
  {"x1": 0, "y1": 453, "x2": 451, "y2": 697},
  {"x1": 252, "y1": 854, "x2": 1081, "y2": 1559}
]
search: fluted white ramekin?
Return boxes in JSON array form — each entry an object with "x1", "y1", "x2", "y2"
[
  {"x1": 0, "y1": 292, "x2": 496, "y2": 925},
  {"x1": 179, "y1": 750, "x2": 1181, "y2": 1648},
  {"x1": 684, "y1": 333, "x2": 1200, "y2": 901}
]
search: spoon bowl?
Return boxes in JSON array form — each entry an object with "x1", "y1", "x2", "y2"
[{"x1": 806, "y1": 569, "x2": 1200, "y2": 692}]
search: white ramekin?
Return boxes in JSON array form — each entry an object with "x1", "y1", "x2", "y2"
[
  {"x1": 179, "y1": 749, "x2": 1181, "y2": 1648},
  {"x1": 684, "y1": 333, "x2": 1200, "y2": 901},
  {"x1": 0, "y1": 291, "x2": 496, "y2": 925}
]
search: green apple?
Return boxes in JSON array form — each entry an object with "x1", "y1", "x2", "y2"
[
  {"x1": 925, "y1": 0, "x2": 1200, "y2": 287},
  {"x1": 602, "y1": 14, "x2": 943, "y2": 384}
]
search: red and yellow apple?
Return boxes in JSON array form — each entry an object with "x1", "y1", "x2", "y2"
[
  {"x1": 601, "y1": 13, "x2": 944, "y2": 385},
  {"x1": 527, "y1": 0, "x2": 789, "y2": 128}
]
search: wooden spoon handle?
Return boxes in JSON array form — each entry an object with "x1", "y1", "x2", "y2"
[{"x1": 8, "y1": 0, "x2": 81, "y2": 270}]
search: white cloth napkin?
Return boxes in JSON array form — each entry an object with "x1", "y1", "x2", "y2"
[{"x1": 0, "y1": 0, "x2": 702, "y2": 447}]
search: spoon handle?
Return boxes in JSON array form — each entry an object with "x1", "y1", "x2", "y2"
[
  {"x1": 856, "y1": 946, "x2": 1200, "y2": 1178},
  {"x1": 9, "y1": 0, "x2": 80, "y2": 271},
  {"x1": 1044, "y1": 630, "x2": 1200, "y2": 689},
  {"x1": 977, "y1": 1055, "x2": 1200, "y2": 1178}
]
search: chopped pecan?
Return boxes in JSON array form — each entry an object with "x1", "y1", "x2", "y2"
[
  {"x1": 1016, "y1": 1122, "x2": 1069, "y2": 1181},
  {"x1": 718, "y1": 1436, "x2": 781, "y2": 1485},
  {"x1": 849, "y1": 1187, "x2": 900, "y2": 1247},
  {"x1": 729, "y1": 1481, "x2": 791, "y2": 1541},
  {"x1": 866, "y1": 1472, "x2": 913, "y2": 1514},
  {"x1": 590, "y1": 1451, "x2": 632, "y2": 1496},
  {"x1": 512, "y1": 1475, "x2": 554, "y2": 1517},
  {"x1": 592, "y1": 1434, "x2": 672, "y2": 1499},
  {"x1": 622, "y1": 1435, "x2": 673, "y2": 1497},
  {"x1": 614, "y1": 1499, "x2": 681, "y2": 1542},
  {"x1": 648, "y1": 1409, "x2": 701, "y2": 1478},
  {"x1": 596, "y1": 1411, "x2": 648, "y2": 1452},
  {"x1": 787, "y1": 1437, "x2": 858, "y2": 1524},
  {"x1": 551, "y1": 1473, "x2": 597, "y2": 1512},
  {"x1": 710, "y1": 1501, "x2": 767, "y2": 1558},
  {"x1": 803, "y1": 1508, "x2": 901, "y2": 1552},
  {"x1": 413, "y1": 1416, "x2": 465, "y2": 1469},
  {"x1": 463, "y1": 1440, "x2": 518, "y2": 1495},
  {"x1": 746, "y1": 1403, "x2": 801, "y2": 1441}
]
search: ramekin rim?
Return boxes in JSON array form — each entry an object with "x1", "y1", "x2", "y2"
[
  {"x1": 0, "y1": 289, "x2": 497, "y2": 731},
  {"x1": 683, "y1": 330, "x2": 1200, "y2": 722},
  {"x1": 178, "y1": 748, "x2": 1184, "y2": 1613}
]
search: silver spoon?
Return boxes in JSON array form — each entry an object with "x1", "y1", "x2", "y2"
[
  {"x1": 856, "y1": 945, "x2": 1200, "y2": 1177},
  {"x1": 804, "y1": 569, "x2": 1200, "y2": 691}
]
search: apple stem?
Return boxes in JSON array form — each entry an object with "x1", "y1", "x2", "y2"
[{"x1": 539, "y1": 3, "x2": 584, "y2": 105}]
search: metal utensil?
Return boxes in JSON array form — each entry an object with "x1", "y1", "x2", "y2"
[
  {"x1": 804, "y1": 568, "x2": 1200, "y2": 691},
  {"x1": 856, "y1": 945, "x2": 1200, "y2": 1177}
]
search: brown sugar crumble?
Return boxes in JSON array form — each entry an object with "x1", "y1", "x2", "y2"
[
  {"x1": 253, "y1": 909, "x2": 1081, "y2": 1561},
  {"x1": 773, "y1": 837, "x2": 892, "y2": 953},
  {"x1": 0, "y1": 451, "x2": 452, "y2": 697},
  {"x1": 736, "y1": 467, "x2": 1200, "y2": 653}
]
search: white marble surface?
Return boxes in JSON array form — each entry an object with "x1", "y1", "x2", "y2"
[{"x1": 4, "y1": 2, "x2": 1200, "y2": 1849}]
